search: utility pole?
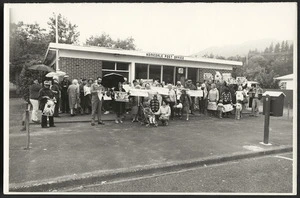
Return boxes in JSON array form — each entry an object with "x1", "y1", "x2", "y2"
[{"x1": 56, "y1": 13, "x2": 59, "y2": 71}]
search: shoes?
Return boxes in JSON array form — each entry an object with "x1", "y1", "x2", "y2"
[
  {"x1": 165, "y1": 121, "x2": 169, "y2": 126},
  {"x1": 91, "y1": 122, "x2": 95, "y2": 126},
  {"x1": 50, "y1": 125, "x2": 56, "y2": 127},
  {"x1": 115, "y1": 120, "x2": 119, "y2": 124},
  {"x1": 186, "y1": 118, "x2": 189, "y2": 121},
  {"x1": 104, "y1": 111, "x2": 110, "y2": 115},
  {"x1": 98, "y1": 121, "x2": 105, "y2": 125},
  {"x1": 119, "y1": 120, "x2": 123, "y2": 123}
]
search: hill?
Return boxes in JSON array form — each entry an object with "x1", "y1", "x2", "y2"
[{"x1": 191, "y1": 39, "x2": 292, "y2": 58}]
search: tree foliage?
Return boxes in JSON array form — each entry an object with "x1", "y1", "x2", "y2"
[
  {"x1": 207, "y1": 40, "x2": 293, "y2": 88},
  {"x1": 10, "y1": 22, "x2": 50, "y2": 85},
  {"x1": 85, "y1": 33, "x2": 136, "y2": 50},
  {"x1": 47, "y1": 13, "x2": 80, "y2": 44}
]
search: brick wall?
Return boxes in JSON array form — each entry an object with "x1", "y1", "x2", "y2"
[
  {"x1": 59, "y1": 57, "x2": 102, "y2": 80},
  {"x1": 198, "y1": 68, "x2": 232, "y2": 82}
]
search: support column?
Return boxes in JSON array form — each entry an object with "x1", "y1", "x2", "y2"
[
  {"x1": 56, "y1": 49, "x2": 60, "y2": 71},
  {"x1": 173, "y1": 67, "x2": 176, "y2": 85},
  {"x1": 160, "y1": 65, "x2": 163, "y2": 83},
  {"x1": 130, "y1": 62, "x2": 136, "y2": 84},
  {"x1": 185, "y1": 67, "x2": 188, "y2": 79},
  {"x1": 147, "y1": 64, "x2": 150, "y2": 79}
]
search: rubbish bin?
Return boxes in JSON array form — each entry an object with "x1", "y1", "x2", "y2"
[{"x1": 262, "y1": 91, "x2": 286, "y2": 117}]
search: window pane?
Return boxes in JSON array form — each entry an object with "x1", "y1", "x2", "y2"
[
  {"x1": 149, "y1": 65, "x2": 161, "y2": 81},
  {"x1": 117, "y1": 62, "x2": 129, "y2": 71},
  {"x1": 188, "y1": 68, "x2": 197, "y2": 84},
  {"x1": 163, "y1": 66, "x2": 174, "y2": 84},
  {"x1": 102, "y1": 61, "x2": 115, "y2": 70},
  {"x1": 135, "y1": 63, "x2": 148, "y2": 79}
]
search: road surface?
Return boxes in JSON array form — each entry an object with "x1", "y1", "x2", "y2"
[{"x1": 67, "y1": 153, "x2": 293, "y2": 193}]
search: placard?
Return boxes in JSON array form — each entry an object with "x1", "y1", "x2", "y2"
[
  {"x1": 236, "y1": 77, "x2": 247, "y2": 85},
  {"x1": 187, "y1": 90, "x2": 204, "y2": 97},
  {"x1": 204, "y1": 73, "x2": 213, "y2": 81},
  {"x1": 129, "y1": 89, "x2": 149, "y2": 97},
  {"x1": 123, "y1": 84, "x2": 131, "y2": 92},
  {"x1": 114, "y1": 91, "x2": 129, "y2": 102},
  {"x1": 222, "y1": 73, "x2": 232, "y2": 82},
  {"x1": 151, "y1": 87, "x2": 169, "y2": 95}
]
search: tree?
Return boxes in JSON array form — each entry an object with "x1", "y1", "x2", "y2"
[
  {"x1": 10, "y1": 22, "x2": 50, "y2": 85},
  {"x1": 114, "y1": 37, "x2": 136, "y2": 50},
  {"x1": 47, "y1": 13, "x2": 80, "y2": 44},
  {"x1": 269, "y1": 42, "x2": 274, "y2": 53},
  {"x1": 85, "y1": 33, "x2": 136, "y2": 50},
  {"x1": 280, "y1": 41, "x2": 285, "y2": 52},
  {"x1": 274, "y1": 42, "x2": 280, "y2": 53}
]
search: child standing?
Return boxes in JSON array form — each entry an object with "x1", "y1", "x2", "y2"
[{"x1": 180, "y1": 89, "x2": 192, "y2": 120}]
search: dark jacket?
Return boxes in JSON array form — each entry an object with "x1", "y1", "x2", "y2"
[
  {"x1": 29, "y1": 84, "x2": 42, "y2": 100},
  {"x1": 60, "y1": 80, "x2": 71, "y2": 94},
  {"x1": 51, "y1": 82, "x2": 60, "y2": 100},
  {"x1": 180, "y1": 93, "x2": 192, "y2": 108},
  {"x1": 38, "y1": 88, "x2": 54, "y2": 111}
]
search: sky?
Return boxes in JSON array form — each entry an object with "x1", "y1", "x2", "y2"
[{"x1": 7, "y1": 3, "x2": 297, "y2": 56}]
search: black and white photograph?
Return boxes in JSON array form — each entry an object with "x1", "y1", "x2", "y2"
[{"x1": 3, "y1": 2, "x2": 297, "y2": 195}]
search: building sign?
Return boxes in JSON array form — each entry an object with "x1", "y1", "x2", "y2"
[
  {"x1": 146, "y1": 52, "x2": 184, "y2": 60},
  {"x1": 178, "y1": 68, "x2": 184, "y2": 74}
]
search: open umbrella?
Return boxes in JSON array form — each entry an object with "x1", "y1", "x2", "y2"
[
  {"x1": 28, "y1": 64, "x2": 55, "y2": 72},
  {"x1": 45, "y1": 71, "x2": 66, "y2": 78},
  {"x1": 101, "y1": 73, "x2": 125, "y2": 88}
]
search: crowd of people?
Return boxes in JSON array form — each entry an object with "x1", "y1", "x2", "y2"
[{"x1": 28, "y1": 74, "x2": 264, "y2": 128}]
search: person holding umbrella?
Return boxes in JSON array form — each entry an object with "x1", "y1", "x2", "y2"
[
  {"x1": 38, "y1": 81, "x2": 56, "y2": 128},
  {"x1": 90, "y1": 76, "x2": 106, "y2": 126}
]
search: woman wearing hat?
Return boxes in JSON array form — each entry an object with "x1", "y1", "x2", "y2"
[
  {"x1": 38, "y1": 81, "x2": 56, "y2": 128},
  {"x1": 51, "y1": 76, "x2": 61, "y2": 117}
]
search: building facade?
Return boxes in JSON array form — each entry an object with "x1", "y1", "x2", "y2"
[
  {"x1": 274, "y1": 74, "x2": 294, "y2": 90},
  {"x1": 43, "y1": 43, "x2": 243, "y2": 84}
]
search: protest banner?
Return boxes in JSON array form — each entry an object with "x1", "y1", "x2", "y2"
[
  {"x1": 222, "y1": 73, "x2": 232, "y2": 82},
  {"x1": 236, "y1": 77, "x2": 247, "y2": 85},
  {"x1": 151, "y1": 87, "x2": 169, "y2": 95},
  {"x1": 123, "y1": 84, "x2": 131, "y2": 92},
  {"x1": 114, "y1": 91, "x2": 129, "y2": 102},
  {"x1": 128, "y1": 89, "x2": 149, "y2": 97},
  {"x1": 187, "y1": 90, "x2": 204, "y2": 97}
]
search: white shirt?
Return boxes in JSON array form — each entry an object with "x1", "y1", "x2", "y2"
[{"x1": 84, "y1": 85, "x2": 91, "y2": 96}]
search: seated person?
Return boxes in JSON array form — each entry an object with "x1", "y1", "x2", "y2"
[
  {"x1": 143, "y1": 103, "x2": 156, "y2": 126},
  {"x1": 154, "y1": 100, "x2": 171, "y2": 126}
]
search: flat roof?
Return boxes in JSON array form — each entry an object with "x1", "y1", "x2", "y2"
[{"x1": 44, "y1": 43, "x2": 243, "y2": 67}]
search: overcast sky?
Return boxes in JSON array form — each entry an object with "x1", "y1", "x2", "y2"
[{"x1": 7, "y1": 3, "x2": 297, "y2": 56}]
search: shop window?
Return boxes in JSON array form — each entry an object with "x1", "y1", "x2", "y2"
[
  {"x1": 149, "y1": 65, "x2": 161, "y2": 81},
  {"x1": 188, "y1": 68, "x2": 198, "y2": 84},
  {"x1": 135, "y1": 63, "x2": 148, "y2": 79},
  {"x1": 102, "y1": 61, "x2": 115, "y2": 70},
  {"x1": 163, "y1": 66, "x2": 174, "y2": 84},
  {"x1": 117, "y1": 62, "x2": 129, "y2": 71}
]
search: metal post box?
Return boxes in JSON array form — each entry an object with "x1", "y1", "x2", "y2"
[{"x1": 262, "y1": 91, "x2": 286, "y2": 117}]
